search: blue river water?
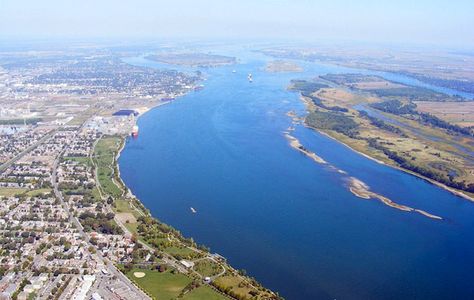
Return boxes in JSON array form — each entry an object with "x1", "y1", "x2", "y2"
[{"x1": 119, "y1": 51, "x2": 474, "y2": 299}]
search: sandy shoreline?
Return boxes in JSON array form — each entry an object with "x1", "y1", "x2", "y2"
[
  {"x1": 314, "y1": 125, "x2": 474, "y2": 202},
  {"x1": 296, "y1": 94, "x2": 474, "y2": 202},
  {"x1": 283, "y1": 129, "x2": 443, "y2": 220},
  {"x1": 116, "y1": 85, "x2": 452, "y2": 223},
  {"x1": 116, "y1": 79, "x2": 463, "y2": 223},
  {"x1": 348, "y1": 177, "x2": 442, "y2": 220},
  {"x1": 284, "y1": 132, "x2": 327, "y2": 164}
]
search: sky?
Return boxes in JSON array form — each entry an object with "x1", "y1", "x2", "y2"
[{"x1": 0, "y1": 0, "x2": 473, "y2": 48}]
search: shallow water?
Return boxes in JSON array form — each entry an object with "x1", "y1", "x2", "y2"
[{"x1": 119, "y1": 51, "x2": 474, "y2": 299}]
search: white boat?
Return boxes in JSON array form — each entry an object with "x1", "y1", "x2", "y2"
[
  {"x1": 232, "y1": 70, "x2": 236, "y2": 73},
  {"x1": 190, "y1": 207, "x2": 197, "y2": 213},
  {"x1": 248, "y1": 73, "x2": 253, "y2": 82}
]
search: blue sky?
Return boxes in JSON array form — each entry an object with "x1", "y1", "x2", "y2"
[{"x1": 0, "y1": 0, "x2": 473, "y2": 47}]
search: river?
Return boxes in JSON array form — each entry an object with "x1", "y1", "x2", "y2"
[{"x1": 119, "y1": 49, "x2": 474, "y2": 299}]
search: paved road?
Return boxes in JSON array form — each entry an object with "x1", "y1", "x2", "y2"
[
  {"x1": 0, "y1": 129, "x2": 57, "y2": 173},
  {"x1": 51, "y1": 133, "x2": 150, "y2": 300}
]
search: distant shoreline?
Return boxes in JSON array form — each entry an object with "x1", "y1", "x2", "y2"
[
  {"x1": 296, "y1": 95, "x2": 474, "y2": 202},
  {"x1": 264, "y1": 60, "x2": 303, "y2": 73},
  {"x1": 145, "y1": 53, "x2": 237, "y2": 68}
]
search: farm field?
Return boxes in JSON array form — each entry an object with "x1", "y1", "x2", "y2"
[{"x1": 415, "y1": 101, "x2": 474, "y2": 127}]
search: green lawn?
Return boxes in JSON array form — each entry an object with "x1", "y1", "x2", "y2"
[
  {"x1": 127, "y1": 269, "x2": 191, "y2": 300},
  {"x1": 124, "y1": 222, "x2": 138, "y2": 235},
  {"x1": 25, "y1": 188, "x2": 52, "y2": 197},
  {"x1": 91, "y1": 187, "x2": 102, "y2": 200},
  {"x1": 182, "y1": 285, "x2": 227, "y2": 300},
  {"x1": 113, "y1": 198, "x2": 141, "y2": 216},
  {"x1": 114, "y1": 198, "x2": 130, "y2": 211},
  {"x1": 163, "y1": 246, "x2": 200, "y2": 260},
  {"x1": 63, "y1": 156, "x2": 91, "y2": 166},
  {"x1": 93, "y1": 136, "x2": 124, "y2": 198},
  {"x1": 193, "y1": 259, "x2": 222, "y2": 277},
  {"x1": 213, "y1": 275, "x2": 256, "y2": 299},
  {"x1": 0, "y1": 188, "x2": 27, "y2": 197},
  {"x1": 0, "y1": 188, "x2": 51, "y2": 198}
]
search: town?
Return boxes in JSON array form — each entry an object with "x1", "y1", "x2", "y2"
[{"x1": 0, "y1": 48, "x2": 281, "y2": 300}]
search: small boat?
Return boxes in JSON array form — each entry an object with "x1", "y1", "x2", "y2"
[
  {"x1": 248, "y1": 73, "x2": 253, "y2": 82},
  {"x1": 232, "y1": 70, "x2": 236, "y2": 73},
  {"x1": 190, "y1": 207, "x2": 197, "y2": 213}
]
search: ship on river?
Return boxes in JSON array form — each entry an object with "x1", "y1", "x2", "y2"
[{"x1": 131, "y1": 125, "x2": 139, "y2": 137}]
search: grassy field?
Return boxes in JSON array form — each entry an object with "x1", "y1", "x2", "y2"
[
  {"x1": 163, "y1": 246, "x2": 200, "y2": 260},
  {"x1": 63, "y1": 156, "x2": 92, "y2": 166},
  {"x1": 25, "y1": 188, "x2": 52, "y2": 197},
  {"x1": 0, "y1": 188, "x2": 27, "y2": 197},
  {"x1": 127, "y1": 269, "x2": 192, "y2": 300},
  {"x1": 124, "y1": 222, "x2": 139, "y2": 235},
  {"x1": 126, "y1": 268, "x2": 228, "y2": 300},
  {"x1": 182, "y1": 286, "x2": 227, "y2": 300},
  {"x1": 415, "y1": 101, "x2": 474, "y2": 127},
  {"x1": 91, "y1": 187, "x2": 101, "y2": 200},
  {"x1": 68, "y1": 107, "x2": 100, "y2": 126},
  {"x1": 113, "y1": 198, "x2": 142, "y2": 234},
  {"x1": 0, "y1": 188, "x2": 51, "y2": 198},
  {"x1": 193, "y1": 259, "x2": 222, "y2": 277},
  {"x1": 213, "y1": 275, "x2": 258, "y2": 299},
  {"x1": 113, "y1": 198, "x2": 141, "y2": 216},
  {"x1": 93, "y1": 136, "x2": 124, "y2": 198},
  {"x1": 317, "y1": 88, "x2": 379, "y2": 106},
  {"x1": 302, "y1": 82, "x2": 474, "y2": 196}
]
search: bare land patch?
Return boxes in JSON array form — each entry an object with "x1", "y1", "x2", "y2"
[
  {"x1": 133, "y1": 272, "x2": 146, "y2": 278},
  {"x1": 415, "y1": 101, "x2": 474, "y2": 127},
  {"x1": 352, "y1": 81, "x2": 406, "y2": 90},
  {"x1": 116, "y1": 212, "x2": 137, "y2": 224}
]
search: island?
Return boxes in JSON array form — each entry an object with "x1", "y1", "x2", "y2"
[
  {"x1": 264, "y1": 60, "x2": 303, "y2": 73},
  {"x1": 260, "y1": 46, "x2": 474, "y2": 94},
  {"x1": 145, "y1": 53, "x2": 237, "y2": 67},
  {"x1": 288, "y1": 74, "x2": 474, "y2": 200}
]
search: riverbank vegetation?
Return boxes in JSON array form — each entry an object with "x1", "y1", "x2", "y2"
[
  {"x1": 306, "y1": 111, "x2": 358, "y2": 137},
  {"x1": 94, "y1": 136, "x2": 283, "y2": 300},
  {"x1": 290, "y1": 76, "x2": 474, "y2": 197},
  {"x1": 93, "y1": 136, "x2": 125, "y2": 198},
  {"x1": 321, "y1": 73, "x2": 465, "y2": 102},
  {"x1": 398, "y1": 71, "x2": 474, "y2": 94},
  {"x1": 369, "y1": 100, "x2": 473, "y2": 136}
]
